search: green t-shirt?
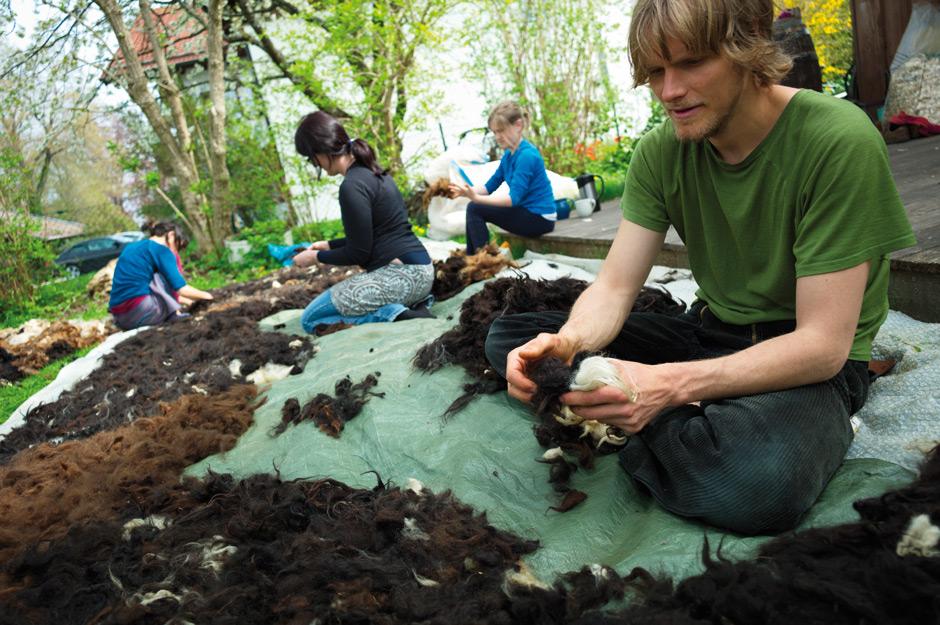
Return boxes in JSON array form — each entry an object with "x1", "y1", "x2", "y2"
[{"x1": 622, "y1": 89, "x2": 916, "y2": 361}]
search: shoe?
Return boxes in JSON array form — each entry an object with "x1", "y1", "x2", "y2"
[{"x1": 394, "y1": 303, "x2": 435, "y2": 322}]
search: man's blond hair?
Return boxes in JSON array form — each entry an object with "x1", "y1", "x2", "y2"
[{"x1": 629, "y1": 0, "x2": 792, "y2": 88}]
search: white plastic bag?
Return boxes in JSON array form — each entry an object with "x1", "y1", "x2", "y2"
[
  {"x1": 889, "y1": 1, "x2": 940, "y2": 73},
  {"x1": 885, "y1": 2, "x2": 940, "y2": 123}
]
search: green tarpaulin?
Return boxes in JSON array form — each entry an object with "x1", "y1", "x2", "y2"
[{"x1": 188, "y1": 276, "x2": 913, "y2": 584}]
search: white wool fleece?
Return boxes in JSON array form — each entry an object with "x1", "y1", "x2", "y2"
[{"x1": 570, "y1": 356, "x2": 639, "y2": 402}]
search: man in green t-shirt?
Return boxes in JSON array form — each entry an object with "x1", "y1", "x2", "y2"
[{"x1": 484, "y1": 0, "x2": 916, "y2": 534}]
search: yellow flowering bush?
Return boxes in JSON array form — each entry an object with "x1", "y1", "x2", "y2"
[{"x1": 785, "y1": 0, "x2": 854, "y2": 90}]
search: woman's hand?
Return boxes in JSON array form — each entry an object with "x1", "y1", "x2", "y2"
[
  {"x1": 505, "y1": 332, "x2": 578, "y2": 403},
  {"x1": 561, "y1": 360, "x2": 678, "y2": 434},
  {"x1": 448, "y1": 183, "x2": 478, "y2": 202},
  {"x1": 179, "y1": 285, "x2": 213, "y2": 301},
  {"x1": 309, "y1": 240, "x2": 330, "y2": 251},
  {"x1": 293, "y1": 247, "x2": 321, "y2": 268}
]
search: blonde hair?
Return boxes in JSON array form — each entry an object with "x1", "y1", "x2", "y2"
[
  {"x1": 628, "y1": 0, "x2": 792, "y2": 88},
  {"x1": 488, "y1": 100, "x2": 530, "y2": 130}
]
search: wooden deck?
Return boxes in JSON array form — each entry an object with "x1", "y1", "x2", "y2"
[{"x1": 501, "y1": 134, "x2": 940, "y2": 322}]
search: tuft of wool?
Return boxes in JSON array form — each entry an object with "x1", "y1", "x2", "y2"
[{"x1": 896, "y1": 514, "x2": 940, "y2": 557}]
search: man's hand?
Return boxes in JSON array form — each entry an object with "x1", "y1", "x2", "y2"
[
  {"x1": 505, "y1": 332, "x2": 577, "y2": 402},
  {"x1": 309, "y1": 240, "x2": 330, "y2": 251},
  {"x1": 561, "y1": 359, "x2": 677, "y2": 434}
]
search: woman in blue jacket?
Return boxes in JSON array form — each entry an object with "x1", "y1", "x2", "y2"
[{"x1": 450, "y1": 101, "x2": 556, "y2": 254}]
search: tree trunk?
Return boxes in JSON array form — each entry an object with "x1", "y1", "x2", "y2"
[
  {"x1": 206, "y1": 0, "x2": 232, "y2": 248},
  {"x1": 94, "y1": 0, "x2": 225, "y2": 253}
]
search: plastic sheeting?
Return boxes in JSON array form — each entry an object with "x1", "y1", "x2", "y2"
[
  {"x1": 5, "y1": 256, "x2": 931, "y2": 583},
  {"x1": 0, "y1": 328, "x2": 143, "y2": 437},
  {"x1": 188, "y1": 259, "x2": 915, "y2": 583},
  {"x1": 849, "y1": 310, "x2": 940, "y2": 471}
]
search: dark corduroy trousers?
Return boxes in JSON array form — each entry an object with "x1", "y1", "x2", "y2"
[{"x1": 483, "y1": 305, "x2": 870, "y2": 535}]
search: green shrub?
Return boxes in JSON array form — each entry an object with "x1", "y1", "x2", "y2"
[
  {"x1": 0, "y1": 150, "x2": 57, "y2": 308},
  {"x1": 598, "y1": 175, "x2": 625, "y2": 203},
  {"x1": 231, "y1": 219, "x2": 292, "y2": 269},
  {"x1": 291, "y1": 219, "x2": 345, "y2": 245}
]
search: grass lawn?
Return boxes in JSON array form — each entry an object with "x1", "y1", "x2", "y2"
[
  {"x1": 1, "y1": 274, "x2": 109, "y2": 330},
  {"x1": 0, "y1": 344, "x2": 96, "y2": 425}
]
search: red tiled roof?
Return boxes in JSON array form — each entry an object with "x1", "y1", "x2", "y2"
[{"x1": 106, "y1": 7, "x2": 210, "y2": 79}]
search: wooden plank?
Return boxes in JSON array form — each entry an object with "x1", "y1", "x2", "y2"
[
  {"x1": 883, "y1": 0, "x2": 913, "y2": 63},
  {"x1": 852, "y1": 0, "x2": 888, "y2": 114},
  {"x1": 890, "y1": 136, "x2": 940, "y2": 236},
  {"x1": 892, "y1": 222, "x2": 940, "y2": 265}
]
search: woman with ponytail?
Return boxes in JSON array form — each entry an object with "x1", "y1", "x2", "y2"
[
  {"x1": 449, "y1": 100, "x2": 556, "y2": 254},
  {"x1": 293, "y1": 111, "x2": 434, "y2": 333}
]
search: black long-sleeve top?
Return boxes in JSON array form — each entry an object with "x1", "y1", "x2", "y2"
[{"x1": 318, "y1": 164, "x2": 429, "y2": 271}]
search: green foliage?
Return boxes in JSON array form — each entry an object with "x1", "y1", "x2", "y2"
[
  {"x1": 278, "y1": 0, "x2": 457, "y2": 185},
  {"x1": 230, "y1": 219, "x2": 292, "y2": 270},
  {"x1": 0, "y1": 149, "x2": 57, "y2": 307},
  {"x1": 0, "y1": 344, "x2": 97, "y2": 425},
  {"x1": 291, "y1": 219, "x2": 346, "y2": 245},
  {"x1": 118, "y1": 96, "x2": 290, "y2": 241},
  {"x1": 598, "y1": 174, "x2": 625, "y2": 203},
  {"x1": 178, "y1": 218, "x2": 347, "y2": 288},
  {"x1": 585, "y1": 98, "x2": 665, "y2": 203},
  {"x1": 184, "y1": 253, "x2": 273, "y2": 290},
  {"x1": 467, "y1": 0, "x2": 624, "y2": 176},
  {"x1": 225, "y1": 105, "x2": 290, "y2": 226},
  {"x1": 787, "y1": 0, "x2": 854, "y2": 92},
  {"x1": 0, "y1": 273, "x2": 108, "y2": 330}
]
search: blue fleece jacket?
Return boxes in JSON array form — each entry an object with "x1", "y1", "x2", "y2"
[
  {"x1": 109, "y1": 240, "x2": 186, "y2": 308},
  {"x1": 484, "y1": 139, "x2": 555, "y2": 217}
]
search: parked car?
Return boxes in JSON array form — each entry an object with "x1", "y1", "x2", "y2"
[
  {"x1": 55, "y1": 237, "x2": 127, "y2": 277},
  {"x1": 110, "y1": 230, "x2": 146, "y2": 243}
]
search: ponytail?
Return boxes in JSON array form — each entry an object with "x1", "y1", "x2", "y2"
[
  {"x1": 347, "y1": 137, "x2": 385, "y2": 177},
  {"x1": 295, "y1": 112, "x2": 386, "y2": 177},
  {"x1": 146, "y1": 220, "x2": 189, "y2": 251}
]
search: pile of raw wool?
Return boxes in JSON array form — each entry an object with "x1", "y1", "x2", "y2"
[{"x1": 0, "y1": 319, "x2": 113, "y2": 383}]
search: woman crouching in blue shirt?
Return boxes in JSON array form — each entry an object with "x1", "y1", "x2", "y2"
[
  {"x1": 450, "y1": 101, "x2": 556, "y2": 254},
  {"x1": 292, "y1": 112, "x2": 434, "y2": 334},
  {"x1": 108, "y1": 221, "x2": 213, "y2": 331}
]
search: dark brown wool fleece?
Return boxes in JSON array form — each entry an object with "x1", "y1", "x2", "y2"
[
  {"x1": 0, "y1": 315, "x2": 311, "y2": 464},
  {"x1": 414, "y1": 276, "x2": 684, "y2": 416},
  {"x1": 431, "y1": 244, "x2": 517, "y2": 302},
  {"x1": 0, "y1": 385, "x2": 259, "y2": 567},
  {"x1": 4, "y1": 446, "x2": 938, "y2": 624},
  {"x1": 273, "y1": 373, "x2": 384, "y2": 437}
]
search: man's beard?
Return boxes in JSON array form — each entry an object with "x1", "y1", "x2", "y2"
[{"x1": 672, "y1": 84, "x2": 743, "y2": 144}]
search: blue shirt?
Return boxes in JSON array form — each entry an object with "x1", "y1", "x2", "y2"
[
  {"x1": 109, "y1": 240, "x2": 186, "y2": 308},
  {"x1": 484, "y1": 139, "x2": 556, "y2": 217}
]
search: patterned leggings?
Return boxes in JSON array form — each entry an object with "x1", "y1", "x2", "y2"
[{"x1": 300, "y1": 263, "x2": 434, "y2": 333}]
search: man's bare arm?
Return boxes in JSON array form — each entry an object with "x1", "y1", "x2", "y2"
[
  {"x1": 668, "y1": 260, "x2": 869, "y2": 402},
  {"x1": 565, "y1": 261, "x2": 870, "y2": 432},
  {"x1": 557, "y1": 219, "x2": 667, "y2": 353},
  {"x1": 505, "y1": 219, "x2": 666, "y2": 401}
]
